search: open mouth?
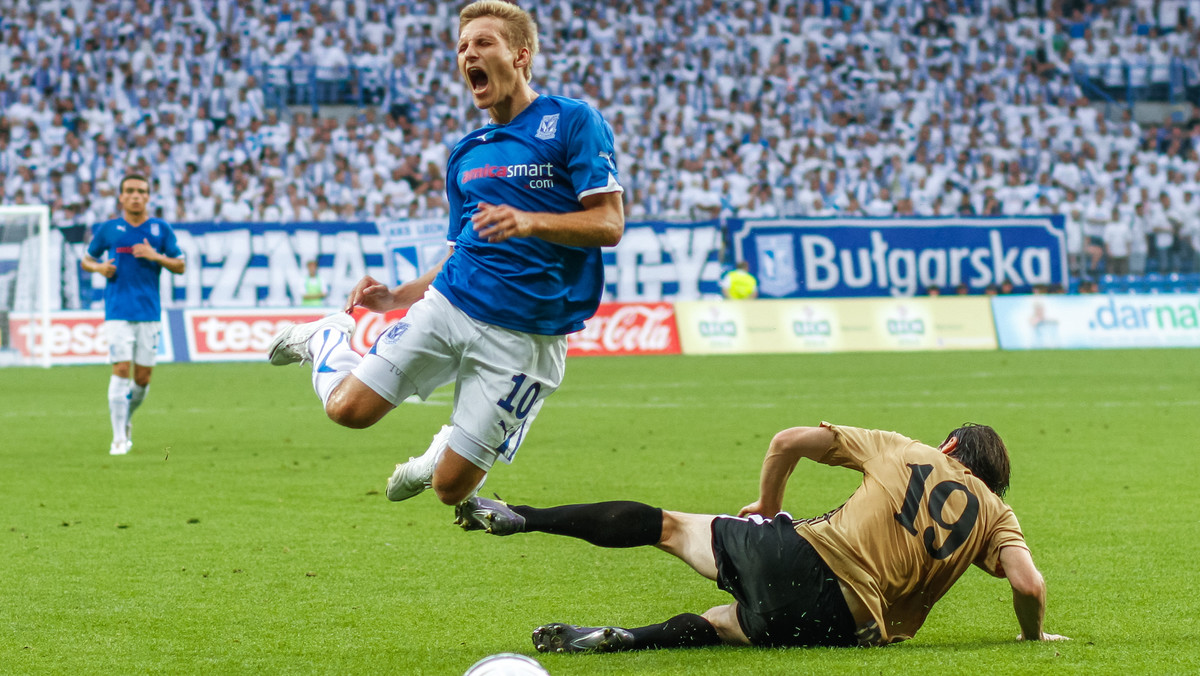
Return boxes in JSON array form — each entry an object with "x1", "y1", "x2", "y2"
[{"x1": 467, "y1": 67, "x2": 489, "y2": 93}]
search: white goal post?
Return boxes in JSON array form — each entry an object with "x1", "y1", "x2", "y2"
[{"x1": 0, "y1": 205, "x2": 52, "y2": 368}]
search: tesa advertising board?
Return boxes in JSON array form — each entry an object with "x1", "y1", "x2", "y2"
[
  {"x1": 8, "y1": 311, "x2": 173, "y2": 365},
  {"x1": 182, "y1": 307, "x2": 411, "y2": 362}
]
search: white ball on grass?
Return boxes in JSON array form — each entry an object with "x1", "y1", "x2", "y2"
[{"x1": 463, "y1": 653, "x2": 551, "y2": 676}]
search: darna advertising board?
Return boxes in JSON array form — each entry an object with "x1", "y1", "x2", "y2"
[{"x1": 732, "y1": 217, "x2": 1068, "y2": 298}]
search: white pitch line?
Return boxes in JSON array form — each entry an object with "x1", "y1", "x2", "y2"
[
  {"x1": 4, "y1": 396, "x2": 1194, "y2": 419},
  {"x1": 547, "y1": 399, "x2": 1200, "y2": 410},
  {"x1": 0, "y1": 395, "x2": 456, "y2": 419}
]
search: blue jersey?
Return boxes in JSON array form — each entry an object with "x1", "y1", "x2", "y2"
[
  {"x1": 434, "y1": 95, "x2": 622, "y2": 335},
  {"x1": 87, "y1": 217, "x2": 182, "y2": 321}
]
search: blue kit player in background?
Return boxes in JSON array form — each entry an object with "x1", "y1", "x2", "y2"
[
  {"x1": 81, "y1": 175, "x2": 186, "y2": 455},
  {"x1": 267, "y1": 0, "x2": 625, "y2": 507}
]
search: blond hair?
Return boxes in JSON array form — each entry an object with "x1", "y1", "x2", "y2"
[{"x1": 459, "y1": 0, "x2": 540, "y2": 82}]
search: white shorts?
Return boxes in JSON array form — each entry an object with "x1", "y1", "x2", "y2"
[
  {"x1": 353, "y1": 287, "x2": 566, "y2": 471},
  {"x1": 105, "y1": 320, "x2": 161, "y2": 367}
]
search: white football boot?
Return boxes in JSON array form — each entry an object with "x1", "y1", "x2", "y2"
[
  {"x1": 386, "y1": 425, "x2": 452, "y2": 501},
  {"x1": 109, "y1": 439, "x2": 129, "y2": 456},
  {"x1": 267, "y1": 313, "x2": 356, "y2": 366}
]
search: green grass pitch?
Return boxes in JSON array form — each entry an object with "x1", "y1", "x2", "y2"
[{"x1": 2, "y1": 348, "x2": 1199, "y2": 675}]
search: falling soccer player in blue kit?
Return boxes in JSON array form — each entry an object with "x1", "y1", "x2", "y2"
[{"x1": 268, "y1": 0, "x2": 625, "y2": 506}]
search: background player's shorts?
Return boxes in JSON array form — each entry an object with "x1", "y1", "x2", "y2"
[
  {"x1": 105, "y1": 320, "x2": 160, "y2": 367},
  {"x1": 711, "y1": 513, "x2": 857, "y2": 647},
  {"x1": 353, "y1": 287, "x2": 566, "y2": 472}
]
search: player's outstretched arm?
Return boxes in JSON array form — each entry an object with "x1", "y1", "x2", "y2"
[
  {"x1": 1001, "y1": 546, "x2": 1069, "y2": 641},
  {"x1": 738, "y1": 426, "x2": 836, "y2": 518},
  {"x1": 472, "y1": 191, "x2": 624, "y2": 247},
  {"x1": 346, "y1": 250, "x2": 450, "y2": 313}
]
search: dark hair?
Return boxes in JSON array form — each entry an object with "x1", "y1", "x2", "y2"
[
  {"x1": 119, "y1": 174, "x2": 149, "y2": 193},
  {"x1": 943, "y1": 423, "x2": 1010, "y2": 498}
]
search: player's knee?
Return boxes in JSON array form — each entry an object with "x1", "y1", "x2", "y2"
[
  {"x1": 324, "y1": 398, "x2": 379, "y2": 429},
  {"x1": 702, "y1": 605, "x2": 750, "y2": 646},
  {"x1": 432, "y1": 479, "x2": 472, "y2": 506},
  {"x1": 431, "y1": 463, "x2": 485, "y2": 506},
  {"x1": 324, "y1": 378, "x2": 393, "y2": 429}
]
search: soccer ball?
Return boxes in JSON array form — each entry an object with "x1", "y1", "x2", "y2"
[{"x1": 463, "y1": 653, "x2": 550, "y2": 676}]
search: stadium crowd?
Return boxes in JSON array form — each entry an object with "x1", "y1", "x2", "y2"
[{"x1": 3, "y1": 0, "x2": 1200, "y2": 278}]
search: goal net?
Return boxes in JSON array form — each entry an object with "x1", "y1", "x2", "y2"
[{"x1": 0, "y1": 205, "x2": 53, "y2": 367}]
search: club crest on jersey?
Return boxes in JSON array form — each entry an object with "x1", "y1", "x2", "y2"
[
  {"x1": 379, "y1": 321, "x2": 411, "y2": 344},
  {"x1": 151, "y1": 223, "x2": 160, "y2": 237},
  {"x1": 535, "y1": 114, "x2": 559, "y2": 140}
]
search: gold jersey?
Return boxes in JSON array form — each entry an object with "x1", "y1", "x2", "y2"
[{"x1": 793, "y1": 423, "x2": 1028, "y2": 646}]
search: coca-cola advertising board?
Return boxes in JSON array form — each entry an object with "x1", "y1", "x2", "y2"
[{"x1": 567, "y1": 303, "x2": 681, "y2": 356}]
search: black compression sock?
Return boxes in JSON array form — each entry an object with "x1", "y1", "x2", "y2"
[
  {"x1": 512, "y1": 501, "x2": 663, "y2": 548},
  {"x1": 628, "y1": 613, "x2": 722, "y2": 649}
]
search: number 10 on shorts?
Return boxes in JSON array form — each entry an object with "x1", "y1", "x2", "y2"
[{"x1": 497, "y1": 373, "x2": 541, "y2": 419}]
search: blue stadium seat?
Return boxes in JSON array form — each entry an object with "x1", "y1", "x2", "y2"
[{"x1": 1099, "y1": 274, "x2": 1126, "y2": 293}]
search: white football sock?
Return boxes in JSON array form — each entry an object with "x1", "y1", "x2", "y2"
[
  {"x1": 108, "y1": 375, "x2": 132, "y2": 443},
  {"x1": 416, "y1": 426, "x2": 453, "y2": 474},
  {"x1": 308, "y1": 328, "x2": 361, "y2": 405}
]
